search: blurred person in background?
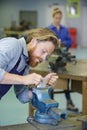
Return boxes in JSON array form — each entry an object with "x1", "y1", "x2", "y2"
[{"x1": 48, "y1": 8, "x2": 78, "y2": 112}]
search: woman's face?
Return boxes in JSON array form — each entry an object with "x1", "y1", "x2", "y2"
[
  {"x1": 28, "y1": 39, "x2": 55, "y2": 67},
  {"x1": 53, "y1": 13, "x2": 62, "y2": 26}
]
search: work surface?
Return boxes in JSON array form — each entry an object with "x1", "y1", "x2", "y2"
[
  {"x1": 0, "y1": 115, "x2": 86, "y2": 130},
  {"x1": 30, "y1": 59, "x2": 87, "y2": 80},
  {"x1": 30, "y1": 59, "x2": 87, "y2": 115}
]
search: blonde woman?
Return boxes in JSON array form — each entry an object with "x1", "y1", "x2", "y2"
[
  {"x1": 48, "y1": 8, "x2": 78, "y2": 112},
  {"x1": 48, "y1": 8, "x2": 72, "y2": 48}
]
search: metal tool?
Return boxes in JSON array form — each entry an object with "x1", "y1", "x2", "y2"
[
  {"x1": 37, "y1": 78, "x2": 47, "y2": 88},
  {"x1": 27, "y1": 86, "x2": 67, "y2": 125}
]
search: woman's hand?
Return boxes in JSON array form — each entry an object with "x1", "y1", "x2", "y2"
[{"x1": 44, "y1": 73, "x2": 58, "y2": 86}]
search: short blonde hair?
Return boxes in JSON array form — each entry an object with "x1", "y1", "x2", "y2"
[
  {"x1": 52, "y1": 8, "x2": 62, "y2": 17},
  {"x1": 26, "y1": 28, "x2": 59, "y2": 49}
]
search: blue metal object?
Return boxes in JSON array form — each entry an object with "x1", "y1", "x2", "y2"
[
  {"x1": 28, "y1": 87, "x2": 67, "y2": 125},
  {"x1": 34, "y1": 110, "x2": 58, "y2": 125},
  {"x1": 32, "y1": 87, "x2": 58, "y2": 113}
]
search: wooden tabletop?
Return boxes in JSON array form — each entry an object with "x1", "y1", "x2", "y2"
[
  {"x1": 0, "y1": 123, "x2": 35, "y2": 130},
  {"x1": 0, "y1": 115, "x2": 84, "y2": 130},
  {"x1": 30, "y1": 59, "x2": 87, "y2": 81}
]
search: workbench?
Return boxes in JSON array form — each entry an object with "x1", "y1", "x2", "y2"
[
  {"x1": 29, "y1": 59, "x2": 87, "y2": 116},
  {"x1": 0, "y1": 115, "x2": 86, "y2": 130},
  {"x1": 4, "y1": 30, "x2": 23, "y2": 38}
]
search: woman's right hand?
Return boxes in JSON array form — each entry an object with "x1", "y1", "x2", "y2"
[{"x1": 22, "y1": 73, "x2": 43, "y2": 86}]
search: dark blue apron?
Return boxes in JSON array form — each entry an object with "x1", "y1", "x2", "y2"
[{"x1": 0, "y1": 57, "x2": 26, "y2": 100}]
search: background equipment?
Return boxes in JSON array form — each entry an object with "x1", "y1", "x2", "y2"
[{"x1": 49, "y1": 46, "x2": 77, "y2": 73}]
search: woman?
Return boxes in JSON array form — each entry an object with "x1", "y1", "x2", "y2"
[{"x1": 48, "y1": 8, "x2": 78, "y2": 112}]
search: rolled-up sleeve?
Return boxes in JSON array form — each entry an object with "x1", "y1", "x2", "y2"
[
  {"x1": 0, "y1": 68, "x2": 6, "y2": 81},
  {"x1": 0, "y1": 51, "x2": 10, "y2": 81}
]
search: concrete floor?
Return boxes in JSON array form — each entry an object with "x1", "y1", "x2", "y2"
[{"x1": 0, "y1": 47, "x2": 87, "y2": 126}]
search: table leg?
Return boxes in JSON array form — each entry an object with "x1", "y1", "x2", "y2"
[
  {"x1": 29, "y1": 103, "x2": 35, "y2": 117},
  {"x1": 82, "y1": 81, "x2": 87, "y2": 115}
]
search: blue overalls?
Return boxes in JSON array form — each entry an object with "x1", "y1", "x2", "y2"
[{"x1": 0, "y1": 56, "x2": 26, "y2": 100}]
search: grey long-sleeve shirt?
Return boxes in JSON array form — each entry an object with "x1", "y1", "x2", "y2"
[{"x1": 0, "y1": 37, "x2": 30, "y2": 103}]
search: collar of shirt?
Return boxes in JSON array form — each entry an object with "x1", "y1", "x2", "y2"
[
  {"x1": 19, "y1": 37, "x2": 29, "y2": 62},
  {"x1": 50, "y1": 24, "x2": 63, "y2": 30}
]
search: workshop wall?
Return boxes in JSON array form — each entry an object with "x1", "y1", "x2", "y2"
[
  {"x1": 0, "y1": 0, "x2": 87, "y2": 47},
  {"x1": 0, "y1": 0, "x2": 66, "y2": 28}
]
